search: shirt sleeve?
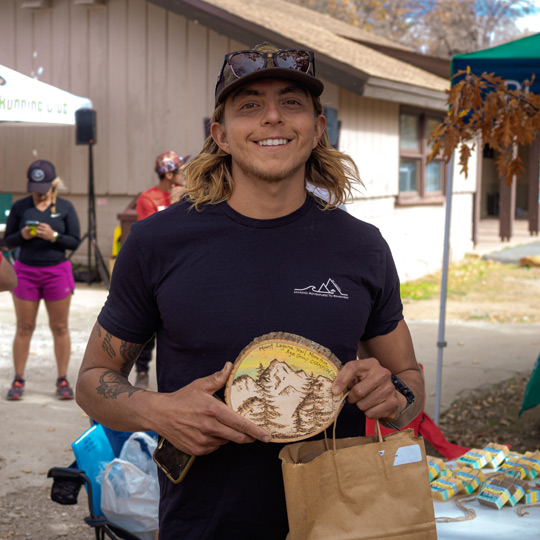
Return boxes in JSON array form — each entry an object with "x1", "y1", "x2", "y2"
[
  {"x1": 57, "y1": 201, "x2": 81, "y2": 251},
  {"x1": 136, "y1": 192, "x2": 156, "y2": 221},
  {"x1": 97, "y1": 224, "x2": 160, "y2": 344},
  {"x1": 361, "y1": 239, "x2": 404, "y2": 341}
]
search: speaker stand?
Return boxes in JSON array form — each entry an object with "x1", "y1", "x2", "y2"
[{"x1": 69, "y1": 142, "x2": 110, "y2": 288}]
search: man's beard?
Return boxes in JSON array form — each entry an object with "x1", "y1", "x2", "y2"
[{"x1": 233, "y1": 150, "x2": 310, "y2": 184}]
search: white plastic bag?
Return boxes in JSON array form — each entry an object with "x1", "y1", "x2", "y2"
[
  {"x1": 119, "y1": 431, "x2": 158, "y2": 476},
  {"x1": 101, "y1": 432, "x2": 159, "y2": 540}
]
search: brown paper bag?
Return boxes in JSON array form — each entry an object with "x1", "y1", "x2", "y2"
[{"x1": 278, "y1": 425, "x2": 437, "y2": 540}]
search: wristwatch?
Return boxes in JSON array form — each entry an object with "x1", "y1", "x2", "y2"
[
  {"x1": 391, "y1": 375, "x2": 415, "y2": 415},
  {"x1": 51, "y1": 231, "x2": 59, "y2": 243},
  {"x1": 380, "y1": 376, "x2": 416, "y2": 431}
]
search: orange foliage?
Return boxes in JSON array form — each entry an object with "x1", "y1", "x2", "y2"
[{"x1": 428, "y1": 69, "x2": 540, "y2": 185}]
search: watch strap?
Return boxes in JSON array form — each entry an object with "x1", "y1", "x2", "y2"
[{"x1": 391, "y1": 375, "x2": 415, "y2": 415}]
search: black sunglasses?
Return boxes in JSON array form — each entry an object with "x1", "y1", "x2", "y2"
[{"x1": 222, "y1": 49, "x2": 315, "y2": 80}]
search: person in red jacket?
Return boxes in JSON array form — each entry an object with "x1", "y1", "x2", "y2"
[
  {"x1": 134, "y1": 151, "x2": 189, "y2": 388},
  {"x1": 135, "y1": 151, "x2": 190, "y2": 221}
]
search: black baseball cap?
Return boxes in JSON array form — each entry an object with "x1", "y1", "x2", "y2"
[
  {"x1": 215, "y1": 43, "x2": 324, "y2": 106},
  {"x1": 27, "y1": 160, "x2": 56, "y2": 194}
]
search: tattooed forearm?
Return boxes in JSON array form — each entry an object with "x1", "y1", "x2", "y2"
[
  {"x1": 96, "y1": 370, "x2": 144, "y2": 399},
  {"x1": 96, "y1": 323, "x2": 117, "y2": 358},
  {"x1": 120, "y1": 341, "x2": 143, "y2": 365},
  {"x1": 102, "y1": 332, "x2": 117, "y2": 359}
]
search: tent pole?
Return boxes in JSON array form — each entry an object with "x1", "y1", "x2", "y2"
[{"x1": 434, "y1": 153, "x2": 455, "y2": 425}]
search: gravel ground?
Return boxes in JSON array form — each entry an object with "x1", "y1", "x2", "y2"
[
  {"x1": 0, "y1": 487, "x2": 93, "y2": 539},
  {"x1": 424, "y1": 372, "x2": 540, "y2": 459}
]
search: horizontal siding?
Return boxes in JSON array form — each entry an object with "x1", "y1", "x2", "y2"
[
  {"x1": 338, "y1": 89, "x2": 399, "y2": 199},
  {"x1": 0, "y1": 0, "x2": 251, "y2": 260},
  {"x1": 0, "y1": 0, "x2": 247, "y2": 199}
]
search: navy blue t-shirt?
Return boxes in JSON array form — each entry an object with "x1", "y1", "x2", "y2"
[{"x1": 98, "y1": 195, "x2": 403, "y2": 539}]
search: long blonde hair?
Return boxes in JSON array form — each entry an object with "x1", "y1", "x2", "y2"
[
  {"x1": 184, "y1": 95, "x2": 362, "y2": 210},
  {"x1": 50, "y1": 177, "x2": 65, "y2": 214}
]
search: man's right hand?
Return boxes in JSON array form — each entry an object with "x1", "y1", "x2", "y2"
[
  {"x1": 149, "y1": 362, "x2": 272, "y2": 456},
  {"x1": 76, "y1": 323, "x2": 272, "y2": 456}
]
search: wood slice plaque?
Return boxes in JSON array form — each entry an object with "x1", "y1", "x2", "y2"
[{"x1": 225, "y1": 332, "x2": 344, "y2": 443}]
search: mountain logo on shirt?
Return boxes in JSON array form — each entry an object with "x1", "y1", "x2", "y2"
[{"x1": 294, "y1": 278, "x2": 349, "y2": 299}]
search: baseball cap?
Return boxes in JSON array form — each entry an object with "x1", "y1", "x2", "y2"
[
  {"x1": 155, "y1": 152, "x2": 190, "y2": 175},
  {"x1": 214, "y1": 43, "x2": 324, "y2": 106},
  {"x1": 27, "y1": 160, "x2": 56, "y2": 194}
]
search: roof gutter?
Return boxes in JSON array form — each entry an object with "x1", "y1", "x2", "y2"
[{"x1": 363, "y1": 77, "x2": 448, "y2": 111}]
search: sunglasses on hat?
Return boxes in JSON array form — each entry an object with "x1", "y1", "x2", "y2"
[
  {"x1": 214, "y1": 45, "x2": 323, "y2": 106},
  {"x1": 222, "y1": 49, "x2": 315, "y2": 79}
]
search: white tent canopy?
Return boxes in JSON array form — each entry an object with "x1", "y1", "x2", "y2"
[{"x1": 0, "y1": 64, "x2": 92, "y2": 125}]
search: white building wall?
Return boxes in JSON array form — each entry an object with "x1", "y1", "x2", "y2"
[
  {"x1": 339, "y1": 89, "x2": 477, "y2": 282},
  {"x1": 338, "y1": 90, "x2": 399, "y2": 199}
]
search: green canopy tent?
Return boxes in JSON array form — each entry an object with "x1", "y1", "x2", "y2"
[
  {"x1": 452, "y1": 32, "x2": 540, "y2": 94},
  {"x1": 520, "y1": 353, "x2": 540, "y2": 416},
  {"x1": 432, "y1": 34, "x2": 540, "y2": 424}
]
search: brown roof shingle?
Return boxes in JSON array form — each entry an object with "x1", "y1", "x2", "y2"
[{"x1": 150, "y1": 0, "x2": 450, "y2": 94}]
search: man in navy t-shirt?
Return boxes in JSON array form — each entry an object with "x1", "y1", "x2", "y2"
[{"x1": 76, "y1": 43, "x2": 425, "y2": 539}]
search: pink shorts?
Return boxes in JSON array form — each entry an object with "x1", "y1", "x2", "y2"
[{"x1": 13, "y1": 260, "x2": 75, "y2": 302}]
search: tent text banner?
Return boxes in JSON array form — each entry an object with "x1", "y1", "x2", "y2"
[{"x1": 0, "y1": 64, "x2": 92, "y2": 125}]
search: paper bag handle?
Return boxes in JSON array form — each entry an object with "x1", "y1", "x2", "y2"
[{"x1": 324, "y1": 392, "x2": 384, "y2": 452}]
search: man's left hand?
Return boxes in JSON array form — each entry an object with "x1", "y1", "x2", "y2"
[{"x1": 332, "y1": 357, "x2": 403, "y2": 423}]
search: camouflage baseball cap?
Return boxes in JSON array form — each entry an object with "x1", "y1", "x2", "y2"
[{"x1": 214, "y1": 43, "x2": 324, "y2": 106}]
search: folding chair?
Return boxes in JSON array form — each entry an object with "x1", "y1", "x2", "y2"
[{"x1": 47, "y1": 423, "x2": 144, "y2": 540}]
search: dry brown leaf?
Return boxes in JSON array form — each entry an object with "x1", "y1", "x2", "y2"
[{"x1": 427, "y1": 71, "x2": 540, "y2": 187}]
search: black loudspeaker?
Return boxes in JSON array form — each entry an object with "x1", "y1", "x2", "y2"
[{"x1": 75, "y1": 109, "x2": 97, "y2": 145}]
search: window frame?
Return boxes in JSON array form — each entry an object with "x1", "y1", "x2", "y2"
[{"x1": 397, "y1": 106, "x2": 446, "y2": 206}]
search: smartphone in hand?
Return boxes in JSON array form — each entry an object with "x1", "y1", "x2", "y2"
[
  {"x1": 26, "y1": 220, "x2": 39, "y2": 236},
  {"x1": 153, "y1": 437, "x2": 196, "y2": 484},
  {"x1": 153, "y1": 393, "x2": 223, "y2": 484}
]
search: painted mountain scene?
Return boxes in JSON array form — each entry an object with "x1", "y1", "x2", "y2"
[{"x1": 225, "y1": 332, "x2": 343, "y2": 442}]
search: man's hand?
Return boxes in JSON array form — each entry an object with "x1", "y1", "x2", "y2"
[
  {"x1": 332, "y1": 357, "x2": 403, "y2": 424},
  {"x1": 152, "y1": 362, "x2": 272, "y2": 456},
  {"x1": 76, "y1": 324, "x2": 272, "y2": 456}
]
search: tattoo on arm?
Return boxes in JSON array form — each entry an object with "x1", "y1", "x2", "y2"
[
  {"x1": 96, "y1": 323, "x2": 143, "y2": 373},
  {"x1": 96, "y1": 323, "x2": 117, "y2": 359},
  {"x1": 96, "y1": 370, "x2": 144, "y2": 399},
  {"x1": 102, "y1": 333, "x2": 117, "y2": 359},
  {"x1": 94, "y1": 323, "x2": 145, "y2": 397},
  {"x1": 120, "y1": 341, "x2": 143, "y2": 366}
]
